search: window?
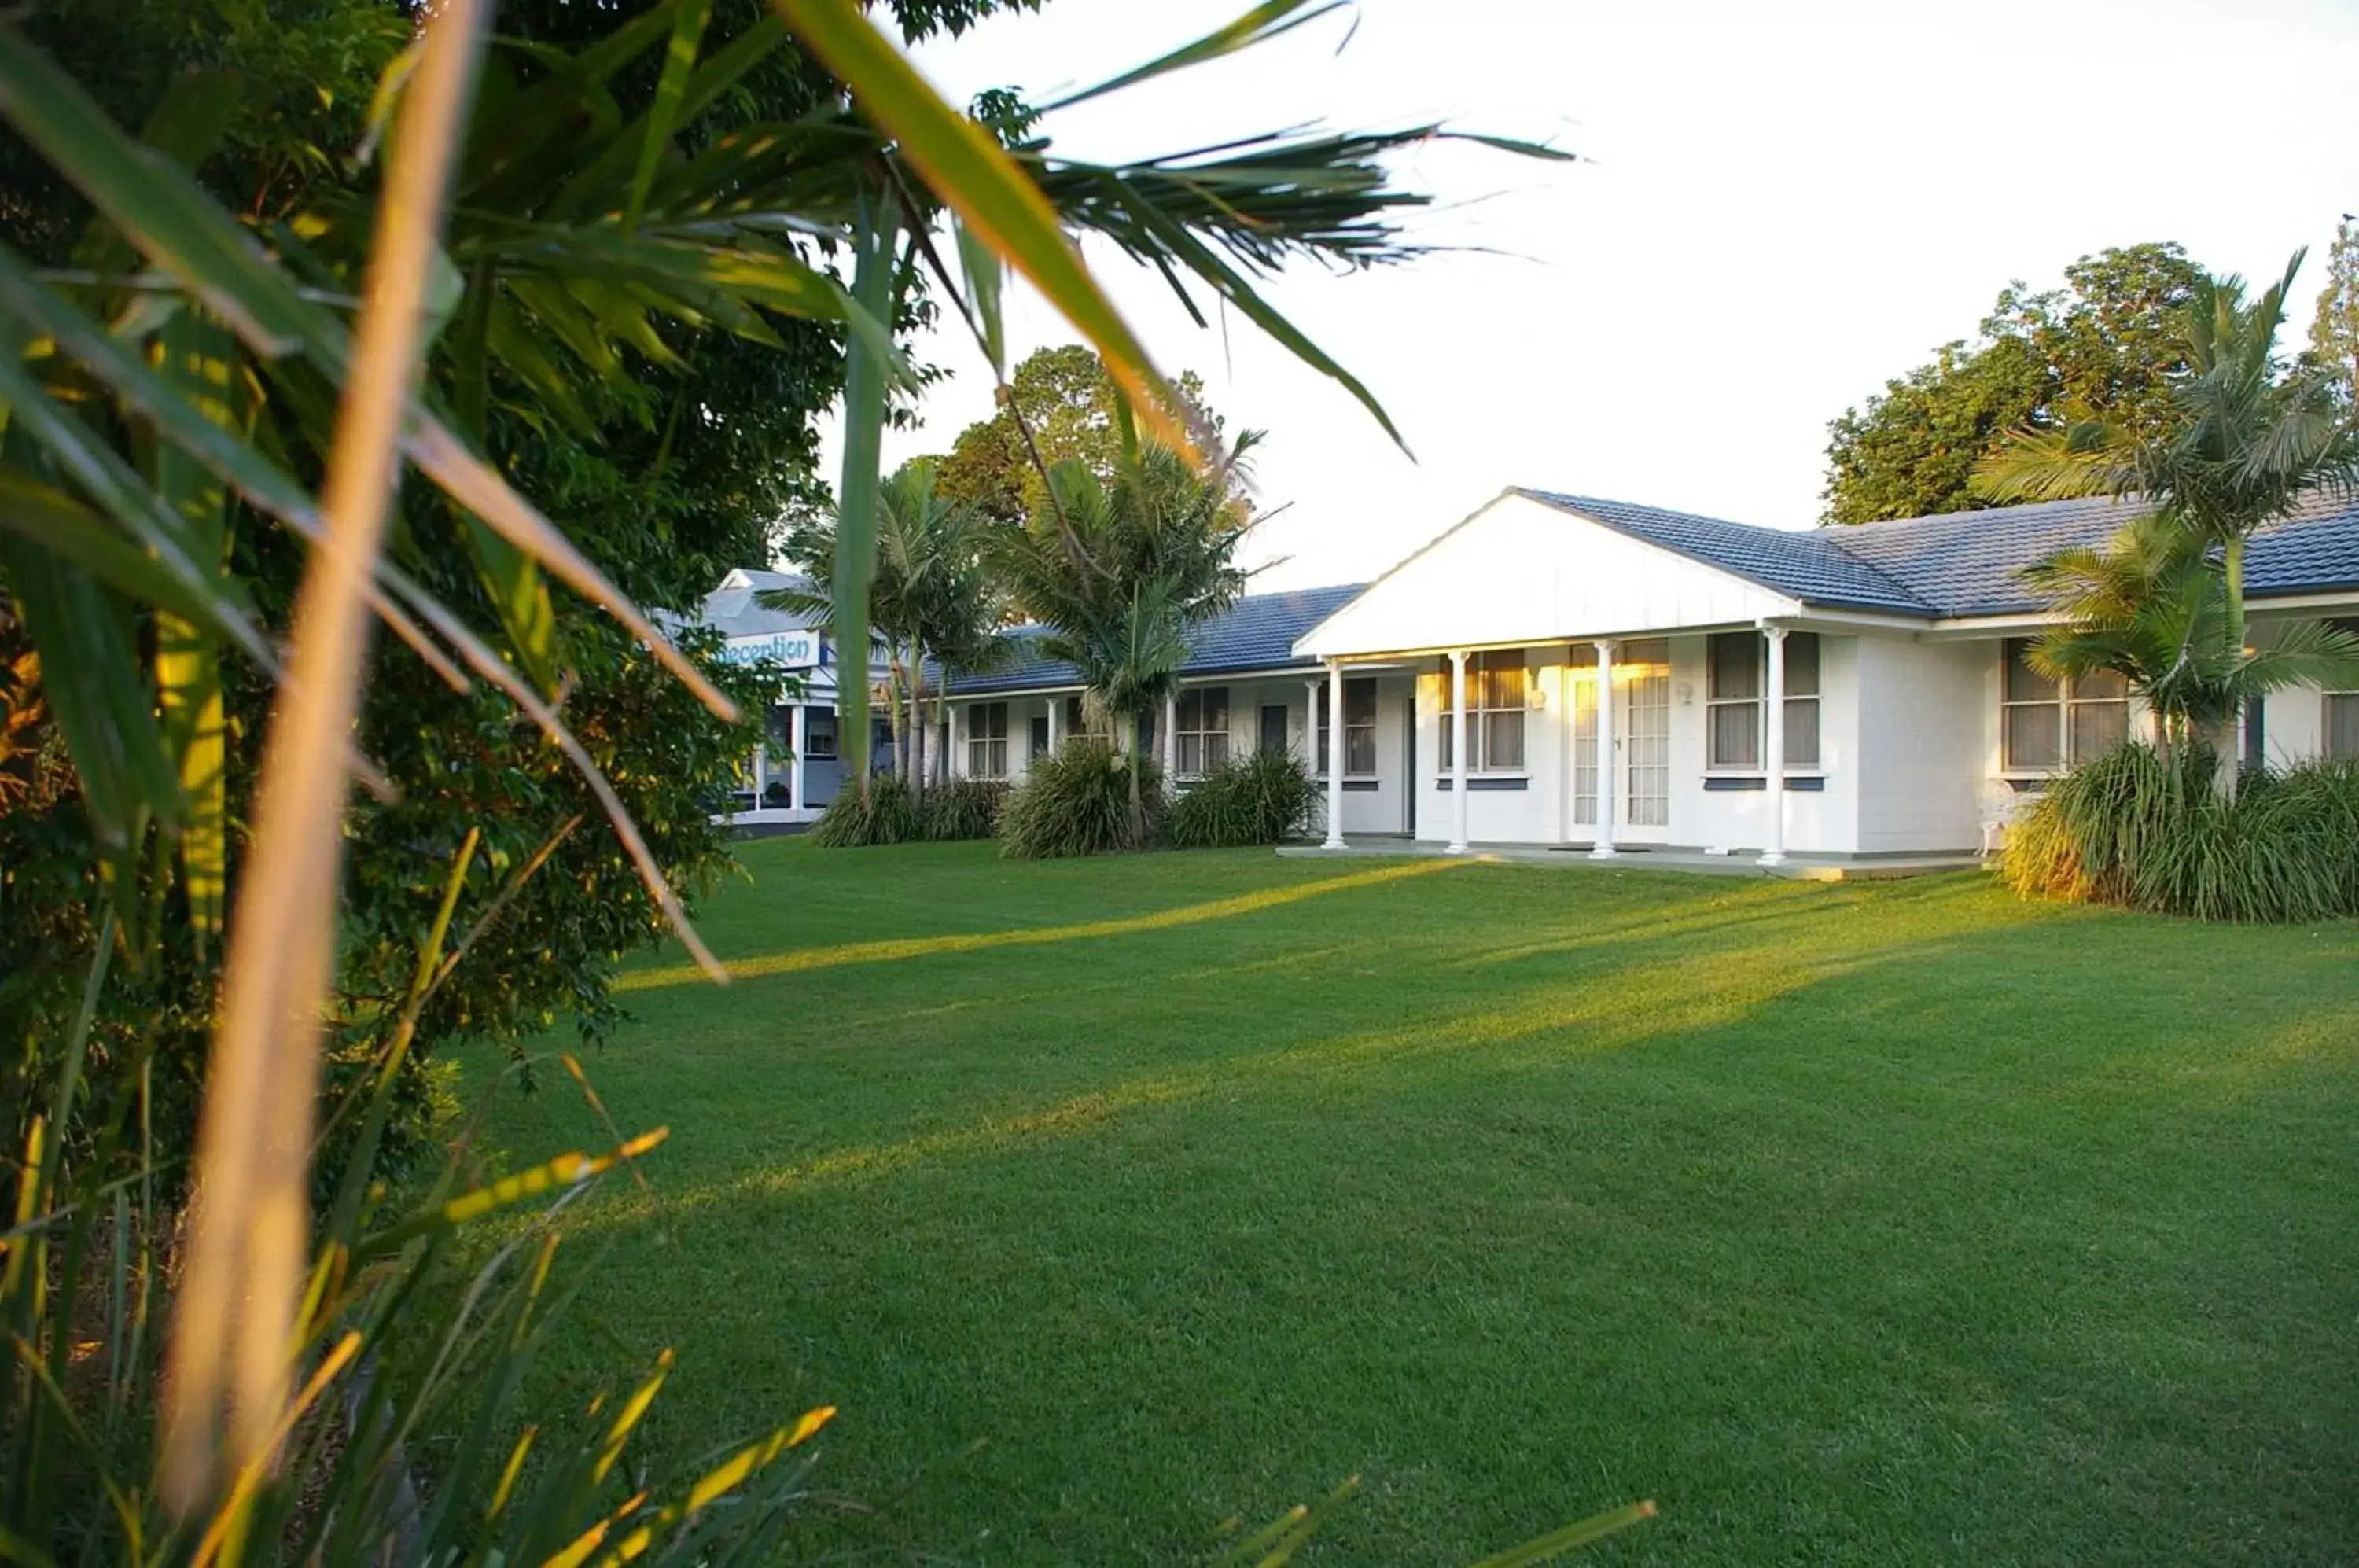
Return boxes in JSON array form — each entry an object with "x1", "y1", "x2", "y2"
[
  {"x1": 802, "y1": 707, "x2": 838, "y2": 760},
  {"x1": 1783, "y1": 633, "x2": 1821, "y2": 767},
  {"x1": 1438, "y1": 651, "x2": 1527, "y2": 772},
  {"x1": 1706, "y1": 631, "x2": 1761, "y2": 768},
  {"x1": 966, "y1": 701, "x2": 1008, "y2": 778},
  {"x1": 1173, "y1": 686, "x2": 1231, "y2": 775},
  {"x1": 2002, "y1": 638, "x2": 2128, "y2": 770},
  {"x1": 1063, "y1": 695, "x2": 1109, "y2": 741},
  {"x1": 2328, "y1": 620, "x2": 2359, "y2": 759},
  {"x1": 1705, "y1": 631, "x2": 1822, "y2": 771},
  {"x1": 1316, "y1": 678, "x2": 1378, "y2": 776}
]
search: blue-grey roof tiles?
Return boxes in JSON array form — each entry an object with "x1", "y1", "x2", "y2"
[
  {"x1": 944, "y1": 581, "x2": 1365, "y2": 696},
  {"x1": 1523, "y1": 487, "x2": 2359, "y2": 620}
]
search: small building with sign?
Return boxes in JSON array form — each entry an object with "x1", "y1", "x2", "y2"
[{"x1": 697, "y1": 567, "x2": 893, "y2": 826}]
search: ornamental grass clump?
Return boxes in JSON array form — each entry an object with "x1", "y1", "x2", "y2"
[
  {"x1": 924, "y1": 777, "x2": 1009, "y2": 841},
  {"x1": 2004, "y1": 742, "x2": 2359, "y2": 922},
  {"x1": 809, "y1": 771, "x2": 923, "y2": 847},
  {"x1": 1000, "y1": 738, "x2": 1161, "y2": 858},
  {"x1": 1165, "y1": 748, "x2": 1320, "y2": 848}
]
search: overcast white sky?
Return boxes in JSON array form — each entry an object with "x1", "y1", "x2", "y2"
[{"x1": 811, "y1": 0, "x2": 2359, "y2": 591}]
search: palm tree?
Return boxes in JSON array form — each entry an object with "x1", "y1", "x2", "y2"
[
  {"x1": 2019, "y1": 513, "x2": 2359, "y2": 764},
  {"x1": 1976, "y1": 250, "x2": 2359, "y2": 659},
  {"x1": 760, "y1": 459, "x2": 1007, "y2": 800},
  {"x1": 993, "y1": 437, "x2": 1256, "y2": 841}
]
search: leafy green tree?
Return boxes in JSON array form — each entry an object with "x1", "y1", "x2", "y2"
[
  {"x1": 992, "y1": 440, "x2": 1254, "y2": 839},
  {"x1": 1824, "y1": 243, "x2": 2204, "y2": 524},
  {"x1": 2307, "y1": 215, "x2": 2359, "y2": 406},
  {"x1": 933, "y1": 344, "x2": 1225, "y2": 523},
  {"x1": 1980, "y1": 251, "x2": 2359, "y2": 777}
]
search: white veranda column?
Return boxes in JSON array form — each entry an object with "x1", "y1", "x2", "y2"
[
  {"x1": 750, "y1": 725, "x2": 768, "y2": 812},
  {"x1": 1323, "y1": 661, "x2": 1347, "y2": 849},
  {"x1": 1046, "y1": 692, "x2": 1062, "y2": 755},
  {"x1": 1760, "y1": 627, "x2": 1787, "y2": 868},
  {"x1": 1164, "y1": 690, "x2": 1179, "y2": 781},
  {"x1": 1589, "y1": 639, "x2": 1617, "y2": 859},
  {"x1": 1448, "y1": 649, "x2": 1470, "y2": 854},
  {"x1": 1303, "y1": 679, "x2": 1320, "y2": 764},
  {"x1": 789, "y1": 701, "x2": 805, "y2": 815}
]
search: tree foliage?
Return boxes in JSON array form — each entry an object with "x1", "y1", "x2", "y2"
[
  {"x1": 991, "y1": 440, "x2": 1254, "y2": 841},
  {"x1": 1823, "y1": 242, "x2": 2205, "y2": 525},
  {"x1": 2307, "y1": 215, "x2": 2359, "y2": 407},
  {"x1": 933, "y1": 344, "x2": 1227, "y2": 523}
]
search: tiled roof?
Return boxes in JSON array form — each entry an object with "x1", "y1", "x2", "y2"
[
  {"x1": 1515, "y1": 491, "x2": 1936, "y2": 614},
  {"x1": 1520, "y1": 487, "x2": 2359, "y2": 620},
  {"x1": 694, "y1": 568, "x2": 821, "y2": 639},
  {"x1": 944, "y1": 582, "x2": 1366, "y2": 696},
  {"x1": 1827, "y1": 490, "x2": 2359, "y2": 617}
]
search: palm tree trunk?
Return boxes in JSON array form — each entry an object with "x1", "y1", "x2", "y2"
[{"x1": 2224, "y1": 535, "x2": 2248, "y2": 659}]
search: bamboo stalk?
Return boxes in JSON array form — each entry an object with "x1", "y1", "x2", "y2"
[{"x1": 160, "y1": 0, "x2": 490, "y2": 1511}]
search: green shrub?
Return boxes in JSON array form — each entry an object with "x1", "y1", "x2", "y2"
[
  {"x1": 925, "y1": 778, "x2": 1010, "y2": 840},
  {"x1": 1165, "y1": 748, "x2": 1321, "y2": 848},
  {"x1": 1000, "y1": 738, "x2": 1162, "y2": 858},
  {"x1": 2004, "y1": 742, "x2": 2359, "y2": 922},
  {"x1": 809, "y1": 771, "x2": 924, "y2": 846}
]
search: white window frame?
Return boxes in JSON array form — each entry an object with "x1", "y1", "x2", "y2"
[
  {"x1": 2326, "y1": 619, "x2": 2359, "y2": 759},
  {"x1": 1317, "y1": 677, "x2": 1378, "y2": 778},
  {"x1": 802, "y1": 706, "x2": 838, "y2": 760},
  {"x1": 1438, "y1": 651, "x2": 1528, "y2": 774},
  {"x1": 2001, "y1": 637, "x2": 2128, "y2": 773},
  {"x1": 965, "y1": 701, "x2": 1008, "y2": 778},
  {"x1": 1705, "y1": 631, "x2": 1764, "y2": 771},
  {"x1": 1175, "y1": 686, "x2": 1231, "y2": 777},
  {"x1": 1783, "y1": 632, "x2": 1822, "y2": 770}
]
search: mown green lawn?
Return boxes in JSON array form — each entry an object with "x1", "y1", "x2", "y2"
[{"x1": 476, "y1": 840, "x2": 2359, "y2": 1566}]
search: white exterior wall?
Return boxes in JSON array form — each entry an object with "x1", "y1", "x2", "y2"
[
  {"x1": 1665, "y1": 633, "x2": 1862, "y2": 856},
  {"x1": 2265, "y1": 683, "x2": 2328, "y2": 765},
  {"x1": 1857, "y1": 635, "x2": 1989, "y2": 854}
]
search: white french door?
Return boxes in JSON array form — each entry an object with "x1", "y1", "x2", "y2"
[{"x1": 1615, "y1": 639, "x2": 1671, "y2": 842}]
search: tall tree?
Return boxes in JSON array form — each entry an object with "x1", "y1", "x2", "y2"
[
  {"x1": 992, "y1": 439, "x2": 1255, "y2": 839},
  {"x1": 1824, "y1": 243, "x2": 2205, "y2": 525},
  {"x1": 2307, "y1": 215, "x2": 2359, "y2": 406},
  {"x1": 933, "y1": 345, "x2": 1227, "y2": 524}
]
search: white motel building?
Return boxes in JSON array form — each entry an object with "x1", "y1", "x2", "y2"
[{"x1": 708, "y1": 487, "x2": 2359, "y2": 865}]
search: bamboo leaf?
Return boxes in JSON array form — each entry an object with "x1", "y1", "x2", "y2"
[
  {"x1": 1464, "y1": 1501, "x2": 1658, "y2": 1567},
  {"x1": 773, "y1": 0, "x2": 1185, "y2": 441},
  {"x1": 952, "y1": 214, "x2": 1004, "y2": 378},
  {"x1": 625, "y1": 0, "x2": 713, "y2": 230},
  {"x1": 351, "y1": 1130, "x2": 669, "y2": 1261},
  {"x1": 151, "y1": 308, "x2": 237, "y2": 948},
  {"x1": 830, "y1": 186, "x2": 892, "y2": 797},
  {"x1": 1037, "y1": 0, "x2": 1347, "y2": 114}
]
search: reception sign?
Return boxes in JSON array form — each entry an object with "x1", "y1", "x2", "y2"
[{"x1": 722, "y1": 629, "x2": 822, "y2": 668}]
